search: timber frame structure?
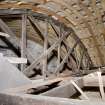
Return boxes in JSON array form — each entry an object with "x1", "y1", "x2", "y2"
[
  {"x1": 0, "y1": 1, "x2": 105, "y2": 105},
  {"x1": 0, "y1": 3, "x2": 93, "y2": 78}
]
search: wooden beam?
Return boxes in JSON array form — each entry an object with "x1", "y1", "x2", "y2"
[
  {"x1": 4, "y1": 57, "x2": 27, "y2": 64},
  {"x1": 43, "y1": 20, "x2": 48, "y2": 79},
  {"x1": 71, "y1": 80, "x2": 89, "y2": 100},
  {"x1": 57, "y1": 24, "x2": 62, "y2": 75},
  {"x1": 0, "y1": 9, "x2": 26, "y2": 16},
  {"x1": 21, "y1": 14, "x2": 27, "y2": 71},
  {"x1": 97, "y1": 71, "x2": 105, "y2": 100},
  {"x1": 17, "y1": 0, "x2": 47, "y2": 4},
  {"x1": 83, "y1": 70, "x2": 105, "y2": 87}
]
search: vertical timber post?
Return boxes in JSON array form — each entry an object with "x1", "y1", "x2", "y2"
[
  {"x1": 97, "y1": 68, "x2": 105, "y2": 100},
  {"x1": 57, "y1": 24, "x2": 62, "y2": 76},
  {"x1": 43, "y1": 19, "x2": 48, "y2": 79},
  {"x1": 21, "y1": 13, "x2": 27, "y2": 71}
]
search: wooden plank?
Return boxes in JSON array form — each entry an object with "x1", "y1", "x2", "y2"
[
  {"x1": 17, "y1": 0, "x2": 47, "y2": 4},
  {"x1": 21, "y1": 14, "x2": 27, "y2": 71},
  {"x1": 4, "y1": 57, "x2": 27, "y2": 64},
  {"x1": 71, "y1": 80, "x2": 89, "y2": 100},
  {"x1": 57, "y1": 24, "x2": 61, "y2": 75},
  {"x1": 97, "y1": 71, "x2": 105, "y2": 100},
  {"x1": 0, "y1": 9, "x2": 26, "y2": 16},
  {"x1": 0, "y1": 32, "x2": 10, "y2": 37},
  {"x1": 83, "y1": 71, "x2": 105, "y2": 87}
]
